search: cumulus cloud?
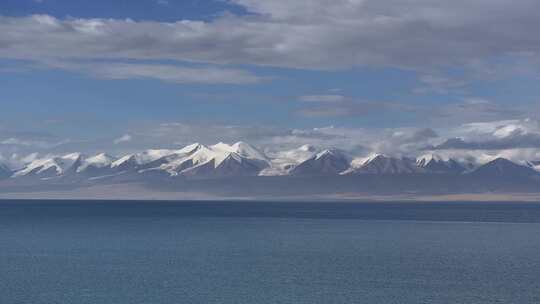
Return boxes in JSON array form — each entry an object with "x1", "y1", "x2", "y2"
[
  {"x1": 429, "y1": 119, "x2": 540, "y2": 150},
  {"x1": 1, "y1": 0, "x2": 540, "y2": 72},
  {"x1": 118, "y1": 120, "x2": 540, "y2": 161},
  {"x1": 2, "y1": 119, "x2": 540, "y2": 167},
  {"x1": 0, "y1": 152, "x2": 41, "y2": 169}
]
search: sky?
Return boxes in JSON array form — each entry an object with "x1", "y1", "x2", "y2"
[{"x1": 1, "y1": 0, "x2": 540, "y2": 165}]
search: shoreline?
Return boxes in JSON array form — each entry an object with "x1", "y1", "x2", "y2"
[{"x1": 1, "y1": 184, "x2": 540, "y2": 203}]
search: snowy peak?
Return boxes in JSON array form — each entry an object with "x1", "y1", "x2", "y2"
[
  {"x1": 526, "y1": 160, "x2": 540, "y2": 172},
  {"x1": 259, "y1": 144, "x2": 318, "y2": 176},
  {"x1": 233, "y1": 141, "x2": 269, "y2": 161},
  {"x1": 111, "y1": 149, "x2": 176, "y2": 169},
  {"x1": 351, "y1": 154, "x2": 422, "y2": 174},
  {"x1": 78, "y1": 153, "x2": 114, "y2": 171},
  {"x1": 154, "y1": 142, "x2": 269, "y2": 177},
  {"x1": 470, "y1": 158, "x2": 538, "y2": 178},
  {"x1": 6, "y1": 142, "x2": 540, "y2": 182},
  {"x1": 315, "y1": 149, "x2": 345, "y2": 160},
  {"x1": 211, "y1": 141, "x2": 268, "y2": 162},
  {"x1": 416, "y1": 154, "x2": 466, "y2": 174},
  {"x1": 416, "y1": 154, "x2": 443, "y2": 167},
  {"x1": 177, "y1": 143, "x2": 203, "y2": 154},
  {"x1": 14, "y1": 153, "x2": 84, "y2": 178},
  {"x1": 111, "y1": 154, "x2": 137, "y2": 169},
  {"x1": 290, "y1": 148, "x2": 350, "y2": 176}
]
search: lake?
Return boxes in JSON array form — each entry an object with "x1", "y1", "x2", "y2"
[{"x1": 1, "y1": 200, "x2": 540, "y2": 304}]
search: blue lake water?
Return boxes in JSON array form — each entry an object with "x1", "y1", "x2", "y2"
[{"x1": 1, "y1": 200, "x2": 540, "y2": 304}]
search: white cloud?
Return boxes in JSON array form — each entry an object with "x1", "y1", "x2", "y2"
[
  {"x1": 2, "y1": 119, "x2": 540, "y2": 166},
  {"x1": 42, "y1": 61, "x2": 262, "y2": 85},
  {"x1": 1, "y1": 1, "x2": 540, "y2": 73},
  {"x1": 297, "y1": 99, "x2": 416, "y2": 118},
  {"x1": 114, "y1": 134, "x2": 133, "y2": 144},
  {"x1": 430, "y1": 98, "x2": 526, "y2": 124},
  {"x1": 413, "y1": 74, "x2": 468, "y2": 95},
  {"x1": 0, "y1": 137, "x2": 69, "y2": 149},
  {"x1": 299, "y1": 95, "x2": 347, "y2": 103}
]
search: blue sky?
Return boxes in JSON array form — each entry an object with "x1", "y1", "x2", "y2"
[{"x1": 1, "y1": 0, "x2": 540, "y2": 159}]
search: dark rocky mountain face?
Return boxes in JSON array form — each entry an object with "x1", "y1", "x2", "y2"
[
  {"x1": 0, "y1": 164, "x2": 12, "y2": 179},
  {"x1": 352, "y1": 155, "x2": 422, "y2": 174},
  {"x1": 3, "y1": 141, "x2": 540, "y2": 196},
  {"x1": 290, "y1": 150, "x2": 350, "y2": 176},
  {"x1": 419, "y1": 158, "x2": 466, "y2": 174},
  {"x1": 469, "y1": 158, "x2": 539, "y2": 178}
]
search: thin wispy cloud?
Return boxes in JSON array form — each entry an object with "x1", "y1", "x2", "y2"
[
  {"x1": 114, "y1": 134, "x2": 132, "y2": 144},
  {"x1": 67, "y1": 62, "x2": 262, "y2": 85}
]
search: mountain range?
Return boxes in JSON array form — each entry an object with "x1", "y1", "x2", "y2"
[{"x1": 1, "y1": 141, "x2": 540, "y2": 199}]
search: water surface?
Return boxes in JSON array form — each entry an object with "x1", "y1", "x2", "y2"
[{"x1": 1, "y1": 200, "x2": 540, "y2": 304}]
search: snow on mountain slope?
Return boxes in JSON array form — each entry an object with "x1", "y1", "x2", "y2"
[
  {"x1": 154, "y1": 142, "x2": 269, "y2": 177},
  {"x1": 349, "y1": 154, "x2": 423, "y2": 174},
  {"x1": 177, "y1": 143, "x2": 204, "y2": 154},
  {"x1": 212, "y1": 142, "x2": 269, "y2": 162},
  {"x1": 290, "y1": 149, "x2": 350, "y2": 176},
  {"x1": 7, "y1": 141, "x2": 540, "y2": 183},
  {"x1": 78, "y1": 153, "x2": 115, "y2": 172},
  {"x1": 526, "y1": 160, "x2": 540, "y2": 172},
  {"x1": 416, "y1": 154, "x2": 443, "y2": 167},
  {"x1": 260, "y1": 144, "x2": 317, "y2": 176},
  {"x1": 14, "y1": 153, "x2": 83, "y2": 178},
  {"x1": 159, "y1": 144, "x2": 230, "y2": 174},
  {"x1": 179, "y1": 153, "x2": 264, "y2": 178},
  {"x1": 470, "y1": 158, "x2": 539, "y2": 178},
  {"x1": 111, "y1": 149, "x2": 177, "y2": 171},
  {"x1": 416, "y1": 154, "x2": 466, "y2": 174}
]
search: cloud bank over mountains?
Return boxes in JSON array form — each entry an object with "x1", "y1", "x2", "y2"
[
  {"x1": 2, "y1": 118, "x2": 540, "y2": 171},
  {"x1": 2, "y1": 140, "x2": 540, "y2": 199}
]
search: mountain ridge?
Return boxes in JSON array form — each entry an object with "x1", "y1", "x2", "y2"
[{"x1": 1, "y1": 142, "x2": 540, "y2": 197}]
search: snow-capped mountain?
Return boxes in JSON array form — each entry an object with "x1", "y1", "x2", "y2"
[
  {"x1": 348, "y1": 154, "x2": 423, "y2": 174},
  {"x1": 2, "y1": 142, "x2": 540, "y2": 197},
  {"x1": 13, "y1": 153, "x2": 83, "y2": 179},
  {"x1": 260, "y1": 144, "x2": 318, "y2": 176},
  {"x1": 148, "y1": 142, "x2": 270, "y2": 178},
  {"x1": 526, "y1": 160, "x2": 540, "y2": 172},
  {"x1": 76, "y1": 153, "x2": 116, "y2": 176},
  {"x1": 8, "y1": 142, "x2": 271, "y2": 180},
  {"x1": 3, "y1": 142, "x2": 540, "y2": 192},
  {"x1": 469, "y1": 158, "x2": 539, "y2": 178},
  {"x1": 111, "y1": 149, "x2": 176, "y2": 172},
  {"x1": 416, "y1": 154, "x2": 466, "y2": 174},
  {"x1": 80, "y1": 153, "x2": 115, "y2": 169},
  {"x1": 290, "y1": 149, "x2": 350, "y2": 176}
]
